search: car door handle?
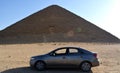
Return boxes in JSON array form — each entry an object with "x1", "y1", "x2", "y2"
[
  {"x1": 62, "y1": 56, "x2": 66, "y2": 59},
  {"x1": 80, "y1": 56, "x2": 82, "y2": 58}
]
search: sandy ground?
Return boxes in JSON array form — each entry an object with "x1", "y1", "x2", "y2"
[{"x1": 0, "y1": 42, "x2": 120, "y2": 73}]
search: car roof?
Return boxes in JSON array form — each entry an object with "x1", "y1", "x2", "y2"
[
  {"x1": 49, "y1": 47, "x2": 92, "y2": 54},
  {"x1": 53, "y1": 47, "x2": 79, "y2": 51},
  {"x1": 58, "y1": 47, "x2": 93, "y2": 54},
  {"x1": 56, "y1": 47, "x2": 84, "y2": 51},
  {"x1": 58, "y1": 47, "x2": 80, "y2": 49}
]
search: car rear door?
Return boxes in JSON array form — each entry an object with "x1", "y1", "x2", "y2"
[{"x1": 65, "y1": 48, "x2": 83, "y2": 67}]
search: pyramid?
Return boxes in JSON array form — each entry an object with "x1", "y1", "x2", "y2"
[{"x1": 0, "y1": 5, "x2": 119, "y2": 44}]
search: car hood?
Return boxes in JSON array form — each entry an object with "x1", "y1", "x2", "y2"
[{"x1": 31, "y1": 54, "x2": 47, "y2": 58}]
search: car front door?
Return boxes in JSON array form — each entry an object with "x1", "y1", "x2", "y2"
[{"x1": 46, "y1": 48, "x2": 69, "y2": 67}]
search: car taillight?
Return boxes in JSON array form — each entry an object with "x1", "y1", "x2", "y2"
[{"x1": 93, "y1": 53, "x2": 97, "y2": 58}]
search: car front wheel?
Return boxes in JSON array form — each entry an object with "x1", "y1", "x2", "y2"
[
  {"x1": 80, "y1": 62, "x2": 91, "y2": 72},
  {"x1": 35, "y1": 61, "x2": 46, "y2": 70}
]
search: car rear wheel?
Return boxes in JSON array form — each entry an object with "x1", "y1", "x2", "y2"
[
  {"x1": 35, "y1": 61, "x2": 45, "y2": 70},
  {"x1": 80, "y1": 62, "x2": 91, "y2": 72}
]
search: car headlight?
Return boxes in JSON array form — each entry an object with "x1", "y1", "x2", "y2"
[{"x1": 30, "y1": 57, "x2": 35, "y2": 60}]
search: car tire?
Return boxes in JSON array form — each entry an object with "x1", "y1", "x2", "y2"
[
  {"x1": 35, "y1": 61, "x2": 46, "y2": 70},
  {"x1": 80, "y1": 61, "x2": 91, "y2": 72}
]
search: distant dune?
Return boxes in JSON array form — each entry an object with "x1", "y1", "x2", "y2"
[{"x1": 0, "y1": 5, "x2": 120, "y2": 44}]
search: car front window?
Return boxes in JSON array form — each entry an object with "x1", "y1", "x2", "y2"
[{"x1": 55, "y1": 48, "x2": 67, "y2": 55}]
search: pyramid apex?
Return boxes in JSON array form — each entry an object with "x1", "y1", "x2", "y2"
[
  {"x1": 46, "y1": 5, "x2": 63, "y2": 9},
  {"x1": 49, "y1": 5, "x2": 61, "y2": 7}
]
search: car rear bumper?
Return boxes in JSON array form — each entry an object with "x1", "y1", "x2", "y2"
[{"x1": 92, "y1": 59, "x2": 100, "y2": 67}]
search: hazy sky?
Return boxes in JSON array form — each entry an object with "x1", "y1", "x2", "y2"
[{"x1": 0, "y1": 0, "x2": 120, "y2": 39}]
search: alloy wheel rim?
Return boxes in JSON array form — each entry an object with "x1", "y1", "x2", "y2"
[
  {"x1": 81, "y1": 62, "x2": 91, "y2": 71},
  {"x1": 36, "y1": 62, "x2": 44, "y2": 70}
]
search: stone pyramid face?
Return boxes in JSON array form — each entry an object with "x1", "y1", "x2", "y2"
[{"x1": 0, "y1": 5, "x2": 119, "y2": 43}]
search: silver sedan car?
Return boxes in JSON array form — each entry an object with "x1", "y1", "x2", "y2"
[{"x1": 30, "y1": 47, "x2": 99, "y2": 72}]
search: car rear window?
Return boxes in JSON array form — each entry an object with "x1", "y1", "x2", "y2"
[
  {"x1": 80, "y1": 48, "x2": 92, "y2": 54},
  {"x1": 69, "y1": 48, "x2": 78, "y2": 54}
]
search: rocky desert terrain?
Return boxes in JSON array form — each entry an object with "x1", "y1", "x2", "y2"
[{"x1": 0, "y1": 42, "x2": 120, "y2": 73}]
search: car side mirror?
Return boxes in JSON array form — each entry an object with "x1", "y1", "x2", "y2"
[{"x1": 49, "y1": 52, "x2": 56, "y2": 56}]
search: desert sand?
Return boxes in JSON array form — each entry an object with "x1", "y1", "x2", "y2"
[{"x1": 0, "y1": 42, "x2": 120, "y2": 73}]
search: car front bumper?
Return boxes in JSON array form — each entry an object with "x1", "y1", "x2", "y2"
[{"x1": 30, "y1": 58, "x2": 37, "y2": 68}]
